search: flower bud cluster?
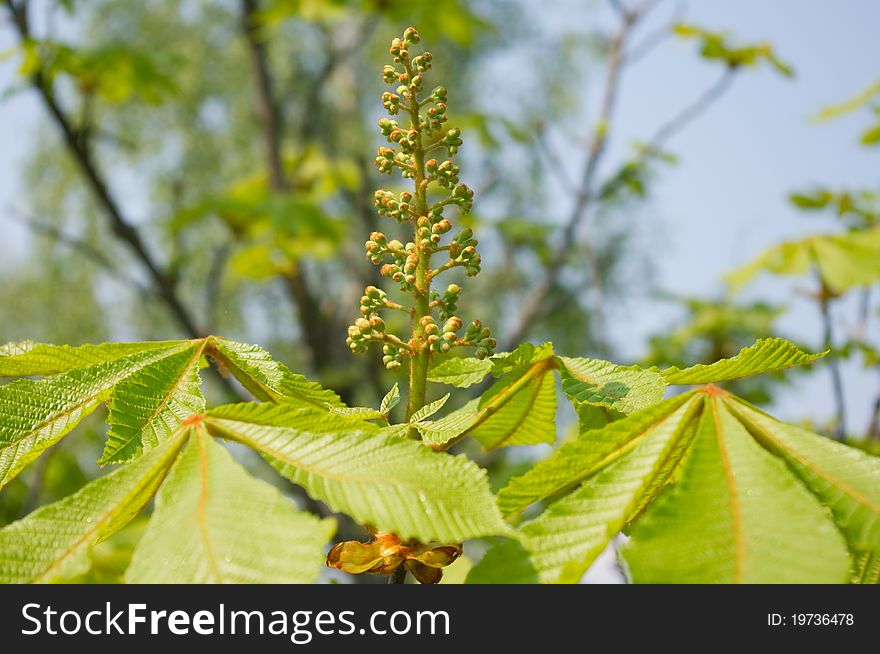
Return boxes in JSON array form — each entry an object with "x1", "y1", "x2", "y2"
[
  {"x1": 346, "y1": 314, "x2": 386, "y2": 354},
  {"x1": 431, "y1": 283, "x2": 460, "y2": 321},
  {"x1": 350, "y1": 27, "x2": 495, "y2": 369},
  {"x1": 465, "y1": 320, "x2": 496, "y2": 359}
]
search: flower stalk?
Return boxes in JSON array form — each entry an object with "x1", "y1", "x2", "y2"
[{"x1": 346, "y1": 26, "x2": 495, "y2": 440}]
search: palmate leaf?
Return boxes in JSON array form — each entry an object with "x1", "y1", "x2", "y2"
[
  {"x1": 427, "y1": 357, "x2": 493, "y2": 388},
  {"x1": 208, "y1": 402, "x2": 380, "y2": 433},
  {"x1": 101, "y1": 342, "x2": 207, "y2": 464},
  {"x1": 500, "y1": 381, "x2": 877, "y2": 583},
  {"x1": 207, "y1": 337, "x2": 342, "y2": 407},
  {"x1": 558, "y1": 357, "x2": 666, "y2": 414},
  {"x1": 517, "y1": 396, "x2": 703, "y2": 583},
  {"x1": 0, "y1": 343, "x2": 191, "y2": 489},
  {"x1": 416, "y1": 356, "x2": 557, "y2": 449},
  {"x1": 497, "y1": 393, "x2": 700, "y2": 517},
  {"x1": 465, "y1": 539, "x2": 538, "y2": 584},
  {"x1": 725, "y1": 227, "x2": 880, "y2": 294},
  {"x1": 126, "y1": 425, "x2": 334, "y2": 584},
  {"x1": 727, "y1": 399, "x2": 880, "y2": 550},
  {"x1": 659, "y1": 337, "x2": 825, "y2": 385},
  {"x1": 205, "y1": 404, "x2": 509, "y2": 543},
  {"x1": 622, "y1": 395, "x2": 851, "y2": 583},
  {"x1": 0, "y1": 340, "x2": 185, "y2": 377},
  {"x1": 0, "y1": 432, "x2": 186, "y2": 583},
  {"x1": 852, "y1": 550, "x2": 880, "y2": 584}
]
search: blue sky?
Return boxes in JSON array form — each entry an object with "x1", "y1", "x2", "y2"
[
  {"x1": 1, "y1": 0, "x2": 878, "y2": 434},
  {"x1": 537, "y1": 0, "x2": 880, "y2": 432}
]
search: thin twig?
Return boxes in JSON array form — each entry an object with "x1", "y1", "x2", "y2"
[
  {"x1": 241, "y1": 0, "x2": 287, "y2": 191},
  {"x1": 532, "y1": 122, "x2": 579, "y2": 195},
  {"x1": 623, "y1": 0, "x2": 686, "y2": 65},
  {"x1": 240, "y1": 0, "x2": 344, "y2": 379},
  {"x1": 504, "y1": 1, "x2": 655, "y2": 348},
  {"x1": 296, "y1": 16, "x2": 379, "y2": 147},
  {"x1": 643, "y1": 66, "x2": 736, "y2": 154},
  {"x1": 505, "y1": 10, "x2": 737, "y2": 350},
  {"x1": 818, "y1": 281, "x2": 847, "y2": 440},
  {"x1": 8, "y1": 209, "x2": 147, "y2": 293}
]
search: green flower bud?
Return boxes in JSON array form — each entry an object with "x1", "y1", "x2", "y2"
[
  {"x1": 369, "y1": 315, "x2": 386, "y2": 331},
  {"x1": 432, "y1": 220, "x2": 452, "y2": 234},
  {"x1": 403, "y1": 27, "x2": 420, "y2": 44},
  {"x1": 442, "y1": 316, "x2": 462, "y2": 333},
  {"x1": 382, "y1": 65, "x2": 397, "y2": 84}
]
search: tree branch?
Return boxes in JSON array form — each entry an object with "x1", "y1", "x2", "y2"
[
  {"x1": 818, "y1": 282, "x2": 847, "y2": 440},
  {"x1": 240, "y1": 0, "x2": 343, "y2": 377},
  {"x1": 505, "y1": 3, "x2": 737, "y2": 350},
  {"x1": 296, "y1": 17, "x2": 379, "y2": 147},
  {"x1": 4, "y1": 0, "x2": 205, "y2": 339},
  {"x1": 240, "y1": 0, "x2": 287, "y2": 191},
  {"x1": 643, "y1": 67, "x2": 736, "y2": 154},
  {"x1": 9, "y1": 209, "x2": 147, "y2": 292},
  {"x1": 504, "y1": 1, "x2": 654, "y2": 348}
]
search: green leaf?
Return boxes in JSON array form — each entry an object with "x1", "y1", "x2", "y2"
[
  {"x1": 726, "y1": 228, "x2": 880, "y2": 294},
  {"x1": 813, "y1": 79, "x2": 880, "y2": 121},
  {"x1": 659, "y1": 337, "x2": 825, "y2": 385},
  {"x1": 0, "y1": 433, "x2": 186, "y2": 583},
  {"x1": 101, "y1": 342, "x2": 207, "y2": 464},
  {"x1": 518, "y1": 397, "x2": 703, "y2": 583},
  {"x1": 416, "y1": 357, "x2": 557, "y2": 449},
  {"x1": 126, "y1": 427, "x2": 333, "y2": 583},
  {"x1": 860, "y1": 122, "x2": 880, "y2": 146},
  {"x1": 205, "y1": 407, "x2": 509, "y2": 543},
  {"x1": 491, "y1": 342, "x2": 554, "y2": 376},
  {"x1": 622, "y1": 396, "x2": 850, "y2": 583},
  {"x1": 728, "y1": 399, "x2": 880, "y2": 550},
  {"x1": 0, "y1": 344, "x2": 190, "y2": 489},
  {"x1": 410, "y1": 393, "x2": 450, "y2": 422},
  {"x1": 209, "y1": 402, "x2": 380, "y2": 433},
  {"x1": 852, "y1": 550, "x2": 880, "y2": 584},
  {"x1": 673, "y1": 23, "x2": 793, "y2": 77},
  {"x1": 497, "y1": 393, "x2": 700, "y2": 517},
  {"x1": 465, "y1": 539, "x2": 538, "y2": 584},
  {"x1": 428, "y1": 357, "x2": 493, "y2": 388},
  {"x1": 558, "y1": 356, "x2": 666, "y2": 414},
  {"x1": 380, "y1": 383, "x2": 400, "y2": 414},
  {"x1": 789, "y1": 189, "x2": 833, "y2": 210},
  {"x1": 0, "y1": 340, "x2": 185, "y2": 377},
  {"x1": 207, "y1": 337, "x2": 341, "y2": 407},
  {"x1": 328, "y1": 406, "x2": 386, "y2": 420}
]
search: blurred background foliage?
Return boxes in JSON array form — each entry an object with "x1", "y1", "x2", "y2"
[{"x1": 1, "y1": 0, "x2": 879, "y2": 579}]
